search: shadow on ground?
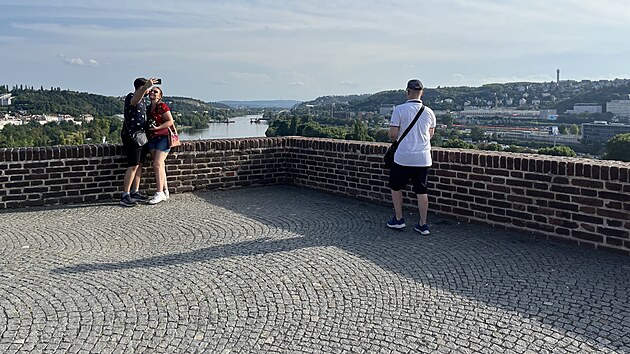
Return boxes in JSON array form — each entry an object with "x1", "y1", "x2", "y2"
[{"x1": 53, "y1": 185, "x2": 630, "y2": 351}]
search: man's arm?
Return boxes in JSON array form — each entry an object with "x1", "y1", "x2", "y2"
[
  {"x1": 129, "y1": 79, "x2": 155, "y2": 106},
  {"x1": 429, "y1": 127, "x2": 435, "y2": 139},
  {"x1": 388, "y1": 126, "x2": 400, "y2": 142}
]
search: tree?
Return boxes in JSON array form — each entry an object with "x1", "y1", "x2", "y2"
[
  {"x1": 537, "y1": 145, "x2": 576, "y2": 157},
  {"x1": 442, "y1": 138, "x2": 474, "y2": 149},
  {"x1": 476, "y1": 142, "x2": 502, "y2": 151},
  {"x1": 469, "y1": 126, "x2": 486, "y2": 141},
  {"x1": 371, "y1": 128, "x2": 390, "y2": 142},
  {"x1": 603, "y1": 133, "x2": 630, "y2": 162},
  {"x1": 558, "y1": 125, "x2": 569, "y2": 135},
  {"x1": 345, "y1": 119, "x2": 373, "y2": 141},
  {"x1": 503, "y1": 145, "x2": 535, "y2": 153},
  {"x1": 569, "y1": 124, "x2": 580, "y2": 135}
]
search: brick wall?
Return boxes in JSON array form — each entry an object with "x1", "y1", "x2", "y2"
[
  {"x1": 1, "y1": 137, "x2": 629, "y2": 254},
  {"x1": 285, "y1": 138, "x2": 630, "y2": 255},
  {"x1": 0, "y1": 138, "x2": 288, "y2": 209}
]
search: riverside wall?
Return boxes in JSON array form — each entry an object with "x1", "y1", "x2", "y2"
[{"x1": 1, "y1": 137, "x2": 629, "y2": 255}]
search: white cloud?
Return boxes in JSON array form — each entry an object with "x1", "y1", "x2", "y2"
[
  {"x1": 64, "y1": 57, "x2": 100, "y2": 67},
  {"x1": 2, "y1": 0, "x2": 630, "y2": 100}
]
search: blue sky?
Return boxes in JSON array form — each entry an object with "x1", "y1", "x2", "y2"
[{"x1": 1, "y1": 0, "x2": 630, "y2": 101}]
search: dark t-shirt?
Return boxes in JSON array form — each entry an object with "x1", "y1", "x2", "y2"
[{"x1": 122, "y1": 92, "x2": 147, "y2": 138}]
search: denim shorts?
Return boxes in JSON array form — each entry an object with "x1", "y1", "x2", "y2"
[{"x1": 147, "y1": 135, "x2": 170, "y2": 153}]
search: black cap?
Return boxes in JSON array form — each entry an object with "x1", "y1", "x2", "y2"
[{"x1": 407, "y1": 79, "x2": 423, "y2": 90}]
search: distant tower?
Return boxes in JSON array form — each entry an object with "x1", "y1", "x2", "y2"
[{"x1": 556, "y1": 69, "x2": 560, "y2": 84}]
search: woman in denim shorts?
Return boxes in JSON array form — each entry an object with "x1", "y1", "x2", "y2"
[{"x1": 146, "y1": 86, "x2": 174, "y2": 205}]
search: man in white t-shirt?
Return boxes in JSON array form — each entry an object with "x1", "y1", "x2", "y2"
[{"x1": 386, "y1": 79, "x2": 436, "y2": 235}]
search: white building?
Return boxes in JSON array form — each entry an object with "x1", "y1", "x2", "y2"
[
  {"x1": 0, "y1": 118, "x2": 23, "y2": 130},
  {"x1": 379, "y1": 105, "x2": 394, "y2": 115},
  {"x1": 0, "y1": 93, "x2": 12, "y2": 106},
  {"x1": 457, "y1": 108, "x2": 541, "y2": 119},
  {"x1": 606, "y1": 100, "x2": 630, "y2": 118},
  {"x1": 566, "y1": 103, "x2": 602, "y2": 114}
]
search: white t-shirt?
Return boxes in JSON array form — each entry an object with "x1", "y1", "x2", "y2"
[{"x1": 390, "y1": 100, "x2": 436, "y2": 167}]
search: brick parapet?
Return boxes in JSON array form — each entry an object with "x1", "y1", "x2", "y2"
[
  {"x1": 0, "y1": 138, "x2": 289, "y2": 209},
  {"x1": 1, "y1": 136, "x2": 628, "y2": 254},
  {"x1": 283, "y1": 137, "x2": 630, "y2": 255}
]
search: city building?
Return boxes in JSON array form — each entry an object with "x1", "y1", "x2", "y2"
[
  {"x1": 566, "y1": 103, "x2": 602, "y2": 114},
  {"x1": 0, "y1": 93, "x2": 12, "y2": 106},
  {"x1": 379, "y1": 105, "x2": 394, "y2": 115},
  {"x1": 582, "y1": 121, "x2": 630, "y2": 143},
  {"x1": 457, "y1": 108, "x2": 541, "y2": 119},
  {"x1": 606, "y1": 100, "x2": 630, "y2": 118},
  {"x1": 540, "y1": 109, "x2": 558, "y2": 120}
]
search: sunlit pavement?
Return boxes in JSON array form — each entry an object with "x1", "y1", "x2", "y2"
[{"x1": 1, "y1": 186, "x2": 629, "y2": 353}]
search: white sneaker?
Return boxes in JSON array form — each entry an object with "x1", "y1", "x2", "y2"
[
  {"x1": 148, "y1": 192, "x2": 166, "y2": 205},
  {"x1": 164, "y1": 189, "x2": 170, "y2": 200}
]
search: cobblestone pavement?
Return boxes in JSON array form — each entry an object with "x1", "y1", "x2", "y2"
[{"x1": 0, "y1": 186, "x2": 629, "y2": 353}]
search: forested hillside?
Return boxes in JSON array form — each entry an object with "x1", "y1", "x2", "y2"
[
  {"x1": 5, "y1": 86, "x2": 123, "y2": 116},
  {"x1": 298, "y1": 79, "x2": 630, "y2": 113},
  {"x1": 0, "y1": 85, "x2": 240, "y2": 147},
  {"x1": 0, "y1": 85, "x2": 231, "y2": 117}
]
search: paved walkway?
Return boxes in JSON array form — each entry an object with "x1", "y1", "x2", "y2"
[{"x1": 0, "y1": 186, "x2": 629, "y2": 353}]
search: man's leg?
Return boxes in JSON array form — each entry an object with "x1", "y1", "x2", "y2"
[
  {"x1": 417, "y1": 193, "x2": 429, "y2": 225},
  {"x1": 131, "y1": 163, "x2": 143, "y2": 192},
  {"x1": 123, "y1": 165, "x2": 139, "y2": 193},
  {"x1": 391, "y1": 189, "x2": 404, "y2": 220}
]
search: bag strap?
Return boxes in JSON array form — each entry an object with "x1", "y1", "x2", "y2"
[
  {"x1": 168, "y1": 122, "x2": 178, "y2": 135},
  {"x1": 394, "y1": 105, "x2": 425, "y2": 145},
  {"x1": 122, "y1": 116, "x2": 141, "y2": 136},
  {"x1": 123, "y1": 100, "x2": 145, "y2": 135}
]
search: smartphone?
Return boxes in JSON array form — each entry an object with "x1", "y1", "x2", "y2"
[{"x1": 154, "y1": 78, "x2": 162, "y2": 85}]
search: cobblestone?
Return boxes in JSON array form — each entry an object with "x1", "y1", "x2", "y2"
[{"x1": 0, "y1": 186, "x2": 629, "y2": 353}]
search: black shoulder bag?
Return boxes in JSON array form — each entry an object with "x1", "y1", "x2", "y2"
[{"x1": 383, "y1": 105, "x2": 425, "y2": 168}]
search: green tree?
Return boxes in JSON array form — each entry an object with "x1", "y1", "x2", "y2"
[
  {"x1": 476, "y1": 142, "x2": 502, "y2": 151},
  {"x1": 345, "y1": 119, "x2": 373, "y2": 141},
  {"x1": 469, "y1": 126, "x2": 486, "y2": 141},
  {"x1": 558, "y1": 125, "x2": 569, "y2": 135},
  {"x1": 442, "y1": 138, "x2": 474, "y2": 149},
  {"x1": 430, "y1": 130, "x2": 443, "y2": 147},
  {"x1": 371, "y1": 128, "x2": 390, "y2": 142},
  {"x1": 569, "y1": 124, "x2": 580, "y2": 135},
  {"x1": 537, "y1": 145, "x2": 576, "y2": 157},
  {"x1": 503, "y1": 145, "x2": 535, "y2": 153},
  {"x1": 603, "y1": 133, "x2": 630, "y2": 162}
]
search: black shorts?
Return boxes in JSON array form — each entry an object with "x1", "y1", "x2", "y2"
[
  {"x1": 122, "y1": 136, "x2": 148, "y2": 167},
  {"x1": 388, "y1": 163, "x2": 430, "y2": 194}
]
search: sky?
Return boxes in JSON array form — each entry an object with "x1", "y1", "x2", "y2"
[{"x1": 1, "y1": 0, "x2": 630, "y2": 102}]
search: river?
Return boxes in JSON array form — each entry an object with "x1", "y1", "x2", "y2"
[{"x1": 178, "y1": 115, "x2": 268, "y2": 140}]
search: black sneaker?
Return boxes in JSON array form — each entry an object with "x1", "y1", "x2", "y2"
[
  {"x1": 130, "y1": 192, "x2": 149, "y2": 202},
  {"x1": 119, "y1": 194, "x2": 138, "y2": 207}
]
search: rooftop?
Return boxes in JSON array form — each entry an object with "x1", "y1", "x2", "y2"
[{"x1": 1, "y1": 186, "x2": 628, "y2": 353}]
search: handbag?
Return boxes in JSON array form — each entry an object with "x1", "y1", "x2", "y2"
[
  {"x1": 131, "y1": 129, "x2": 148, "y2": 146},
  {"x1": 383, "y1": 105, "x2": 425, "y2": 168},
  {"x1": 383, "y1": 142, "x2": 398, "y2": 169},
  {"x1": 168, "y1": 124, "x2": 181, "y2": 148},
  {"x1": 124, "y1": 118, "x2": 148, "y2": 146}
]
